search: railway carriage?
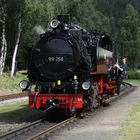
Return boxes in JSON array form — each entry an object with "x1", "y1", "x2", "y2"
[{"x1": 20, "y1": 15, "x2": 119, "y2": 116}]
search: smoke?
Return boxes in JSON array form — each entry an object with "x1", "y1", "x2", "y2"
[{"x1": 32, "y1": 25, "x2": 46, "y2": 36}]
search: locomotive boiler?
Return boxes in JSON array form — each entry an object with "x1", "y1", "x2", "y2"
[{"x1": 20, "y1": 15, "x2": 118, "y2": 116}]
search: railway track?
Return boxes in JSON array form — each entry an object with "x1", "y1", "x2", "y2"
[
  {"x1": 106, "y1": 82, "x2": 134, "y2": 104},
  {"x1": 0, "y1": 117, "x2": 76, "y2": 140},
  {"x1": 28, "y1": 117, "x2": 76, "y2": 140},
  {"x1": 0, "y1": 83, "x2": 133, "y2": 140},
  {"x1": 0, "y1": 92, "x2": 27, "y2": 102}
]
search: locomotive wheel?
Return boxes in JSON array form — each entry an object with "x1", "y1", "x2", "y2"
[
  {"x1": 100, "y1": 100, "x2": 110, "y2": 107},
  {"x1": 76, "y1": 109, "x2": 84, "y2": 118}
]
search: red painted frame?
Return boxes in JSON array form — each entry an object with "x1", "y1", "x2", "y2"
[{"x1": 28, "y1": 92, "x2": 83, "y2": 110}]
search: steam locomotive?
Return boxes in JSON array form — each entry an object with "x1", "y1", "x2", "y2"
[{"x1": 20, "y1": 15, "x2": 119, "y2": 116}]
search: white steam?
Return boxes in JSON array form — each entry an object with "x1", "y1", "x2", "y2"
[{"x1": 32, "y1": 25, "x2": 46, "y2": 36}]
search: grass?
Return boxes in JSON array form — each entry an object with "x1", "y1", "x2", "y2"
[
  {"x1": 124, "y1": 79, "x2": 140, "y2": 85},
  {"x1": 0, "y1": 70, "x2": 140, "y2": 90},
  {"x1": 0, "y1": 100, "x2": 32, "y2": 119},
  {"x1": 0, "y1": 71, "x2": 27, "y2": 90},
  {"x1": 116, "y1": 100, "x2": 140, "y2": 140}
]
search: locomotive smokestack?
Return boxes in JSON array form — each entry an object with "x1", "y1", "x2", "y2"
[{"x1": 32, "y1": 25, "x2": 46, "y2": 36}]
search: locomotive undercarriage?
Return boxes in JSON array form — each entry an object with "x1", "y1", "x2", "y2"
[{"x1": 27, "y1": 74, "x2": 117, "y2": 117}]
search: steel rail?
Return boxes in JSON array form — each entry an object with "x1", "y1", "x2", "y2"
[
  {"x1": 0, "y1": 83, "x2": 134, "y2": 140},
  {"x1": 107, "y1": 84, "x2": 135, "y2": 104},
  {"x1": 0, "y1": 119, "x2": 44, "y2": 140},
  {"x1": 27, "y1": 117, "x2": 76, "y2": 140},
  {"x1": 0, "y1": 92, "x2": 27, "y2": 101},
  {"x1": 28, "y1": 83, "x2": 134, "y2": 140}
]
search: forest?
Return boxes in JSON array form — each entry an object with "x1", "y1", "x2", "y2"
[{"x1": 0, "y1": 0, "x2": 140, "y2": 77}]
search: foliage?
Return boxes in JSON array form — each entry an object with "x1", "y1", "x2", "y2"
[
  {"x1": 117, "y1": 4, "x2": 140, "y2": 69},
  {"x1": 0, "y1": 71, "x2": 27, "y2": 90},
  {"x1": 127, "y1": 70, "x2": 140, "y2": 79},
  {"x1": 1, "y1": 0, "x2": 140, "y2": 73},
  {"x1": 125, "y1": 79, "x2": 140, "y2": 85}
]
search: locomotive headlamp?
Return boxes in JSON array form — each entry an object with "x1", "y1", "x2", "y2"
[
  {"x1": 74, "y1": 75, "x2": 78, "y2": 80},
  {"x1": 82, "y1": 81, "x2": 90, "y2": 90},
  {"x1": 50, "y1": 19, "x2": 60, "y2": 28},
  {"x1": 19, "y1": 80, "x2": 30, "y2": 90},
  {"x1": 57, "y1": 80, "x2": 61, "y2": 86}
]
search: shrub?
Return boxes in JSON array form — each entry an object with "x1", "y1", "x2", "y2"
[
  {"x1": 127, "y1": 70, "x2": 140, "y2": 79},
  {"x1": 0, "y1": 71, "x2": 27, "y2": 90}
]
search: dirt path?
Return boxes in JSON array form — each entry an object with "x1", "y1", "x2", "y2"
[
  {"x1": 50, "y1": 86, "x2": 140, "y2": 140},
  {"x1": 0, "y1": 89, "x2": 19, "y2": 96}
]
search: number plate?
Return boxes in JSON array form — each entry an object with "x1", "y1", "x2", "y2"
[{"x1": 46, "y1": 56, "x2": 65, "y2": 62}]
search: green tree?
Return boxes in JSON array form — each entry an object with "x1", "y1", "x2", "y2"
[
  {"x1": 118, "y1": 4, "x2": 140, "y2": 69},
  {"x1": 0, "y1": 0, "x2": 7, "y2": 75},
  {"x1": 68, "y1": 0, "x2": 110, "y2": 33}
]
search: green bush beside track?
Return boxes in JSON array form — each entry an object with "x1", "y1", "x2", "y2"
[
  {"x1": 0, "y1": 71, "x2": 27, "y2": 90},
  {"x1": 127, "y1": 70, "x2": 140, "y2": 79}
]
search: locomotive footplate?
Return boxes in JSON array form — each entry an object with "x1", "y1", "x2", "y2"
[{"x1": 28, "y1": 92, "x2": 83, "y2": 110}]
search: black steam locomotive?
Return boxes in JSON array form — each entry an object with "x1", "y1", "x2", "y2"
[{"x1": 20, "y1": 15, "x2": 119, "y2": 116}]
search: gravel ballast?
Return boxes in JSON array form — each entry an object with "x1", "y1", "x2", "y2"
[
  {"x1": 50, "y1": 86, "x2": 140, "y2": 140},
  {"x1": 0, "y1": 100, "x2": 47, "y2": 135}
]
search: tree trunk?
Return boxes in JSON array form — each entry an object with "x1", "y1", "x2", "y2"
[
  {"x1": 10, "y1": 18, "x2": 22, "y2": 77},
  {"x1": 3, "y1": 37, "x2": 7, "y2": 70},
  {"x1": 0, "y1": 17, "x2": 7, "y2": 75}
]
